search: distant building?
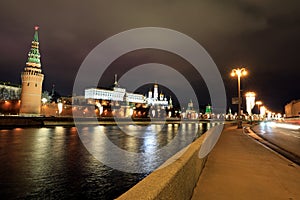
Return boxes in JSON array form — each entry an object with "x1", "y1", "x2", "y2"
[
  {"x1": 85, "y1": 77, "x2": 145, "y2": 104},
  {"x1": 205, "y1": 105, "x2": 212, "y2": 114},
  {"x1": 285, "y1": 100, "x2": 300, "y2": 117},
  {"x1": 0, "y1": 82, "x2": 21, "y2": 100},
  {"x1": 146, "y1": 83, "x2": 170, "y2": 108},
  {"x1": 19, "y1": 26, "x2": 44, "y2": 115},
  {"x1": 185, "y1": 100, "x2": 197, "y2": 119},
  {"x1": 145, "y1": 83, "x2": 173, "y2": 118},
  {"x1": 84, "y1": 75, "x2": 146, "y2": 117},
  {"x1": 0, "y1": 82, "x2": 21, "y2": 115},
  {"x1": 84, "y1": 76, "x2": 173, "y2": 118}
]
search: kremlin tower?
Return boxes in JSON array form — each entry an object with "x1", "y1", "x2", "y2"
[{"x1": 19, "y1": 26, "x2": 44, "y2": 115}]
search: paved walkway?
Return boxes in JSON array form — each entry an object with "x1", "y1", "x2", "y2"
[{"x1": 191, "y1": 125, "x2": 300, "y2": 200}]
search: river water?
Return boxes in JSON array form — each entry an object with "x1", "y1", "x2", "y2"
[{"x1": 0, "y1": 122, "x2": 212, "y2": 199}]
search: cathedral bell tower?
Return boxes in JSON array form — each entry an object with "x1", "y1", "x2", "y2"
[{"x1": 19, "y1": 26, "x2": 44, "y2": 115}]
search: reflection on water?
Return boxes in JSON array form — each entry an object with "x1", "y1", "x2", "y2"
[{"x1": 0, "y1": 122, "x2": 212, "y2": 199}]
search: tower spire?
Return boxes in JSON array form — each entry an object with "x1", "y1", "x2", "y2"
[
  {"x1": 114, "y1": 74, "x2": 119, "y2": 87},
  {"x1": 26, "y1": 25, "x2": 41, "y2": 69},
  {"x1": 33, "y1": 26, "x2": 39, "y2": 41}
]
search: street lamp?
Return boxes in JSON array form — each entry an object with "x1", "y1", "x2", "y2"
[{"x1": 231, "y1": 67, "x2": 247, "y2": 128}]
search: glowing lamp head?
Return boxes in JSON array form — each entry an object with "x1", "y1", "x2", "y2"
[
  {"x1": 256, "y1": 101, "x2": 262, "y2": 106},
  {"x1": 41, "y1": 98, "x2": 47, "y2": 104},
  {"x1": 34, "y1": 26, "x2": 39, "y2": 31},
  {"x1": 231, "y1": 67, "x2": 247, "y2": 77},
  {"x1": 245, "y1": 92, "x2": 256, "y2": 97}
]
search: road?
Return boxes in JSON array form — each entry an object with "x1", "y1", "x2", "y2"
[{"x1": 252, "y1": 122, "x2": 300, "y2": 161}]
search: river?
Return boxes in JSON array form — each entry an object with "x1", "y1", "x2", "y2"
[{"x1": 0, "y1": 122, "x2": 213, "y2": 199}]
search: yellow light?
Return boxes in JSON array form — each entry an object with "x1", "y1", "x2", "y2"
[
  {"x1": 41, "y1": 98, "x2": 47, "y2": 104},
  {"x1": 58, "y1": 102, "x2": 63, "y2": 114},
  {"x1": 231, "y1": 67, "x2": 247, "y2": 77},
  {"x1": 256, "y1": 101, "x2": 262, "y2": 106},
  {"x1": 245, "y1": 92, "x2": 256, "y2": 97}
]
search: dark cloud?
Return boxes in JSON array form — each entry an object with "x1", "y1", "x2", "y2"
[{"x1": 0, "y1": 0, "x2": 299, "y2": 112}]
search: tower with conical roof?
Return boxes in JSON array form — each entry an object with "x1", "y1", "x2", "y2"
[{"x1": 19, "y1": 26, "x2": 44, "y2": 115}]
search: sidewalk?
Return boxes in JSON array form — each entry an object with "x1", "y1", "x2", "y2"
[{"x1": 191, "y1": 125, "x2": 300, "y2": 200}]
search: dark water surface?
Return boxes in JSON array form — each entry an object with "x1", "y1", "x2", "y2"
[{"x1": 0, "y1": 123, "x2": 211, "y2": 199}]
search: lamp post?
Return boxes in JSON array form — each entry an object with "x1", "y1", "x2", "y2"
[
  {"x1": 255, "y1": 101, "x2": 262, "y2": 119},
  {"x1": 260, "y1": 106, "x2": 266, "y2": 120},
  {"x1": 231, "y1": 68, "x2": 247, "y2": 128}
]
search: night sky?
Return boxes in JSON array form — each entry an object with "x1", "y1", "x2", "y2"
[{"x1": 0, "y1": 0, "x2": 299, "y2": 113}]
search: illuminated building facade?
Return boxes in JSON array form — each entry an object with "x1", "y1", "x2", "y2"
[
  {"x1": 85, "y1": 76, "x2": 146, "y2": 117},
  {"x1": 146, "y1": 83, "x2": 170, "y2": 107},
  {"x1": 84, "y1": 77, "x2": 173, "y2": 118},
  {"x1": 0, "y1": 82, "x2": 21, "y2": 100},
  {"x1": 146, "y1": 83, "x2": 172, "y2": 118},
  {"x1": 85, "y1": 86, "x2": 145, "y2": 104},
  {"x1": 285, "y1": 100, "x2": 300, "y2": 117},
  {"x1": 20, "y1": 26, "x2": 44, "y2": 115},
  {"x1": 85, "y1": 78, "x2": 173, "y2": 107}
]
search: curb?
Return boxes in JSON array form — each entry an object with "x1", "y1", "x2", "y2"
[{"x1": 243, "y1": 126, "x2": 300, "y2": 166}]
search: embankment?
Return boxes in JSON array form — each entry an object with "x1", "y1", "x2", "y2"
[{"x1": 117, "y1": 130, "x2": 209, "y2": 200}]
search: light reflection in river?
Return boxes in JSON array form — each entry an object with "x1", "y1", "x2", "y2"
[{"x1": 0, "y1": 122, "x2": 213, "y2": 199}]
